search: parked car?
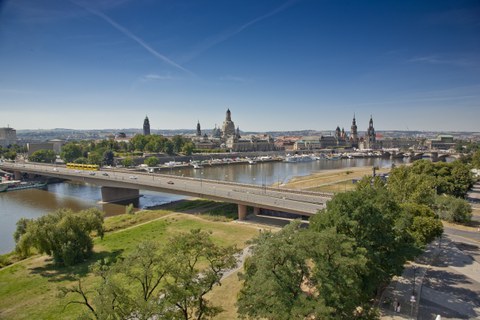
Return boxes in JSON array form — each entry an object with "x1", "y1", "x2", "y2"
[{"x1": 167, "y1": 181, "x2": 174, "y2": 185}]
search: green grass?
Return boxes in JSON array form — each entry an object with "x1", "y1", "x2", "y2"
[{"x1": 0, "y1": 213, "x2": 261, "y2": 319}]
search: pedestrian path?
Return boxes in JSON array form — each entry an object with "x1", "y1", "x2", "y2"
[{"x1": 380, "y1": 234, "x2": 480, "y2": 320}]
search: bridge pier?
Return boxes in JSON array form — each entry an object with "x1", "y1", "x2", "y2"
[
  {"x1": 253, "y1": 207, "x2": 260, "y2": 215},
  {"x1": 101, "y1": 186, "x2": 140, "y2": 203},
  {"x1": 14, "y1": 171, "x2": 22, "y2": 180},
  {"x1": 238, "y1": 204, "x2": 248, "y2": 220}
]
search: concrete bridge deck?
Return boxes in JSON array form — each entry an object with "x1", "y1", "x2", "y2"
[{"x1": 1, "y1": 162, "x2": 332, "y2": 218}]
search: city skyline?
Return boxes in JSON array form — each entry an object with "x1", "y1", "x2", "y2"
[{"x1": 1, "y1": 0, "x2": 479, "y2": 131}]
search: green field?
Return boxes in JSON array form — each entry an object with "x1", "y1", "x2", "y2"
[{"x1": 0, "y1": 210, "x2": 262, "y2": 319}]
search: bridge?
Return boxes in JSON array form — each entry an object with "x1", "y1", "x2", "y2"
[{"x1": 0, "y1": 162, "x2": 332, "y2": 220}]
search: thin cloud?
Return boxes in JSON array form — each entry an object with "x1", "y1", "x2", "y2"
[
  {"x1": 408, "y1": 55, "x2": 479, "y2": 68},
  {"x1": 219, "y1": 75, "x2": 247, "y2": 82},
  {"x1": 69, "y1": 1, "x2": 193, "y2": 75},
  {"x1": 141, "y1": 74, "x2": 175, "y2": 81},
  {"x1": 182, "y1": 0, "x2": 300, "y2": 63}
]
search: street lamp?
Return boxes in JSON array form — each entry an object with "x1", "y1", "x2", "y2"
[{"x1": 410, "y1": 266, "x2": 417, "y2": 318}]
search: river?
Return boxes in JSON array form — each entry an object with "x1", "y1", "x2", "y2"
[{"x1": 0, "y1": 157, "x2": 406, "y2": 254}]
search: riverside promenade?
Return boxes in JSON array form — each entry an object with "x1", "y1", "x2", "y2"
[{"x1": 380, "y1": 183, "x2": 480, "y2": 320}]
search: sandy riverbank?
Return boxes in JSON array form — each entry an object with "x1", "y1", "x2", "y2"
[{"x1": 282, "y1": 165, "x2": 390, "y2": 192}]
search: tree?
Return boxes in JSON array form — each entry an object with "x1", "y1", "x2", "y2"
[
  {"x1": 387, "y1": 165, "x2": 436, "y2": 207},
  {"x1": 61, "y1": 143, "x2": 83, "y2": 163},
  {"x1": 130, "y1": 134, "x2": 148, "y2": 151},
  {"x1": 122, "y1": 157, "x2": 134, "y2": 167},
  {"x1": 87, "y1": 152, "x2": 102, "y2": 165},
  {"x1": 161, "y1": 229, "x2": 238, "y2": 320},
  {"x1": 435, "y1": 195, "x2": 472, "y2": 223},
  {"x1": 400, "y1": 203, "x2": 443, "y2": 247},
  {"x1": 164, "y1": 140, "x2": 174, "y2": 155},
  {"x1": 182, "y1": 142, "x2": 195, "y2": 156},
  {"x1": 61, "y1": 230, "x2": 238, "y2": 319},
  {"x1": 15, "y1": 208, "x2": 104, "y2": 265},
  {"x1": 102, "y1": 150, "x2": 114, "y2": 166},
  {"x1": 473, "y1": 150, "x2": 480, "y2": 168},
  {"x1": 28, "y1": 149, "x2": 56, "y2": 163},
  {"x1": 172, "y1": 135, "x2": 186, "y2": 153},
  {"x1": 238, "y1": 222, "x2": 371, "y2": 320},
  {"x1": 310, "y1": 183, "x2": 417, "y2": 297},
  {"x1": 144, "y1": 156, "x2": 159, "y2": 167}
]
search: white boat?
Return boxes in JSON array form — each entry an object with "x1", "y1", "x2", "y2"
[{"x1": 191, "y1": 163, "x2": 204, "y2": 169}]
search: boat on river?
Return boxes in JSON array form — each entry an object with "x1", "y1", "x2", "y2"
[{"x1": 0, "y1": 180, "x2": 47, "y2": 192}]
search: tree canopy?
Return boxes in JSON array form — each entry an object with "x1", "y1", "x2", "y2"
[
  {"x1": 15, "y1": 208, "x2": 104, "y2": 266},
  {"x1": 61, "y1": 229, "x2": 238, "y2": 320},
  {"x1": 28, "y1": 149, "x2": 56, "y2": 163}
]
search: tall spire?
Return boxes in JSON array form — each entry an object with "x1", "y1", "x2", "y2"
[
  {"x1": 196, "y1": 120, "x2": 201, "y2": 136},
  {"x1": 143, "y1": 115, "x2": 151, "y2": 136},
  {"x1": 226, "y1": 108, "x2": 231, "y2": 121}
]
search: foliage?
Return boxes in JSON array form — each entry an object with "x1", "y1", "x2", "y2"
[
  {"x1": 182, "y1": 141, "x2": 195, "y2": 156},
  {"x1": 60, "y1": 230, "x2": 238, "y2": 319},
  {"x1": 28, "y1": 149, "x2": 56, "y2": 163},
  {"x1": 15, "y1": 208, "x2": 104, "y2": 266},
  {"x1": 87, "y1": 152, "x2": 102, "y2": 165},
  {"x1": 61, "y1": 143, "x2": 83, "y2": 163},
  {"x1": 400, "y1": 203, "x2": 443, "y2": 247},
  {"x1": 102, "y1": 150, "x2": 114, "y2": 166},
  {"x1": 388, "y1": 160, "x2": 474, "y2": 203},
  {"x1": 473, "y1": 150, "x2": 480, "y2": 168},
  {"x1": 310, "y1": 185, "x2": 414, "y2": 298},
  {"x1": 238, "y1": 221, "x2": 372, "y2": 320},
  {"x1": 74, "y1": 157, "x2": 88, "y2": 164},
  {"x1": 387, "y1": 165, "x2": 436, "y2": 206},
  {"x1": 125, "y1": 203, "x2": 135, "y2": 215},
  {"x1": 144, "y1": 156, "x2": 160, "y2": 167},
  {"x1": 122, "y1": 157, "x2": 134, "y2": 167},
  {"x1": 435, "y1": 195, "x2": 472, "y2": 223}
]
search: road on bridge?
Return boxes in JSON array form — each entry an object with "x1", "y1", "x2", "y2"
[{"x1": 1, "y1": 162, "x2": 332, "y2": 216}]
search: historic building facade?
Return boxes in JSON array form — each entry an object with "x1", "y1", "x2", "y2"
[{"x1": 193, "y1": 109, "x2": 275, "y2": 152}]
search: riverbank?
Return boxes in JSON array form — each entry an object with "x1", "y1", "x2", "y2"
[
  {"x1": 282, "y1": 165, "x2": 390, "y2": 192},
  {"x1": 0, "y1": 202, "x2": 276, "y2": 319}
]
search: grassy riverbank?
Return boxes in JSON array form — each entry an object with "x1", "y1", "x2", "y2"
[
  {"x1": 0, "y1": 205, "x2": 269, "y2": 319},
  {"x1": 282, "y1": 166, "x2": 390, "y2": 192}
]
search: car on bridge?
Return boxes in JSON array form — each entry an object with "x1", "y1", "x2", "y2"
[{"x1": 167, "y1": 181, "x2": 174, "y2": 185}]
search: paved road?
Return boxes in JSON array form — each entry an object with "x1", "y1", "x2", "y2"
[
  {"x1": 1, "y1": 162, "x2": 331, "y2": 216},
  {"x1": 381, "y1": 228, "x2": 480, "y2": 320}
]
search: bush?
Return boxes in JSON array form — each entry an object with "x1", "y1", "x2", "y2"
[
  {"x1": 125, "y1": 203, "x2": 135, "y2": 215},
  {"x1": 435, "y1": 195, "x2": 472, "y2": 223}
]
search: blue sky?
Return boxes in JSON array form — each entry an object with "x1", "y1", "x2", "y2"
[{"x1": 0, "y1": 0, "x2": 479, "y2": 132}]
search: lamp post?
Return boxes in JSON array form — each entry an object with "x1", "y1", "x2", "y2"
[{"x1": 410, "y1": 266, "x2": 417, "y2": 319}]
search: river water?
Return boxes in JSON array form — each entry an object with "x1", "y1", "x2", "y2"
[{"x1": 0, "y1": 157, "x2": 406, "y2": 254}]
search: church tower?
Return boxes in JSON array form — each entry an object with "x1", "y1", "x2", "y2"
[
  {"x1": 143, "y1": 116, "x2": 151, "y2": 136},
  {"x1": 196, "y1": 121, "x2": 201, "y2": 137},
  {"x1": 350, "y1": 114, "x2": 358, "y2": 146},
  {"x1": 222, "y1": 108, "x2": 236, "y2": 138},
  {"x1": 366, "y1": 115, "x2": 376, "y2": 148}
]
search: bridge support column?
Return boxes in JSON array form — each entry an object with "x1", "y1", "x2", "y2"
[
  {"x1": 14, "y1": 171, "x2": 22, "y2": 180},
  {"x1": 101, "y1": 186, "x2": 139, "y2": 203},
  {"x1": 253, "y1": 207, "x2": 260, "y2": 215},
  {"x1": 238, "y1": 204, "x2": 248, "y2": 220}
]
